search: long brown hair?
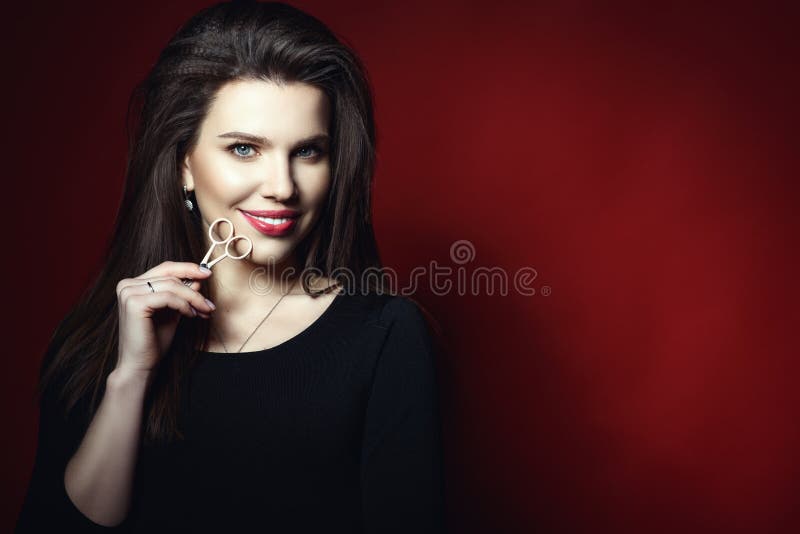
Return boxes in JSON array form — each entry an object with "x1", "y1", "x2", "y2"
[{"x1": 38, "y1": 1, "x2": 390, "y2": 445}]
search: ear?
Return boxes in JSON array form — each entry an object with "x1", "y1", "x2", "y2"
[{"x1": 181, "y1": 154, "x2": 195, "y2": 191}]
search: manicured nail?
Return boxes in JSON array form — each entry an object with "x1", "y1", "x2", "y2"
[
  {"x1": 199, "y1": 265, "x2": 212, "y2": 274},
  {"x1": 204, "y1": 298, "x2": 216, "y2": 310},
  {"x1": 190, "y1": 305, "x2": 198, "y2": 317}
]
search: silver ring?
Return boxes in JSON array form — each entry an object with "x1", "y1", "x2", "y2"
[{"x1": 147, "y1": 281, "x2": 156, "y2": 293}]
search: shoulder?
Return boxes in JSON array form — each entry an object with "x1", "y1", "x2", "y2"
[
  {"x1": 338, "y1": 291, "x2": 422, "y2": 325},
  {"x1": 371, "y1": 295, "x2": 437, "y2": 367},
  {"x1": 380, "y1": 296, "x2": 430, "y2": 332},
  {"x1": 361, "y1": 293, "x2": 431, "y2": 335},
  {"x1": 338, "y1": 291, "x2": 439, "y2": 365}
]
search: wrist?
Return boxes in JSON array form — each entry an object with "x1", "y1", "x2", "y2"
[{"x1": 107, "y1": 366, "x2": 152, "y2": 392}]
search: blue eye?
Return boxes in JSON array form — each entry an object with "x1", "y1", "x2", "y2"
[
  {"x1": 295, "y1": 145, "x2": 324, "y2": 159},
  {"x1": 231, "y1": 143, "x2": 254, "y2": 158}
]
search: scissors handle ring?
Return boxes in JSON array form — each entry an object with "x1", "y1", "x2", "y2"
[
  {"x1": 208, "y1": 217, "x2": 235, "y2": 244},
  {"x1": 225, "y1": 235, "x2": 253, "y2": 260}
]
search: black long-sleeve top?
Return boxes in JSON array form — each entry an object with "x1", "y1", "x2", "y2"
[{"x1": 15, "y1": 292, "x2": 446, "y2": 533}]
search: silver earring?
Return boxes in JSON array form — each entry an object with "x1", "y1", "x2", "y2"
[{"x1": 183, "y1": 185, "x2": 194, "y2": 212}]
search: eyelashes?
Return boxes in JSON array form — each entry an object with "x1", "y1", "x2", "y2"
[{"x1": 225, "y1": 142, "x2": 326, "y2": 161}]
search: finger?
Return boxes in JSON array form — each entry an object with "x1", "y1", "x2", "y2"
[
  {"x1": 134, "y1": 261, "x2": 212, "y2": 283},
  {"x1": 117, "y1": 275, "x2": 203, "y2": 297},
  {"x1": 151, "y1": 278, "x2": 216, "y2": 314}
]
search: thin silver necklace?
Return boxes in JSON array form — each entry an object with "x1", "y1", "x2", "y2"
[{"x1": 211, "y1": 277, "x2": 298, "y2": 354}]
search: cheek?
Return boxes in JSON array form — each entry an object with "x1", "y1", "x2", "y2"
[{"x1": 194, "y1": 150, "x2": 251, "y2": 194}]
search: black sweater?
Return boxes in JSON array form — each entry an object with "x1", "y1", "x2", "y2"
[{"x1": 15, "y1": 291, "x2": 446, "y2": 533}]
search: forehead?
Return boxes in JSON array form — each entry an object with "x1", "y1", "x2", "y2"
[{"x1": 199, "y1": 79, "x2": 330, "y2": 139}]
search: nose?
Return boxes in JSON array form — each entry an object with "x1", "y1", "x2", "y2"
[{"x1": 257, "y1": 153, "x2": 297, "y2": 202}]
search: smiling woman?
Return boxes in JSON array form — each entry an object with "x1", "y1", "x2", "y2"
[{"x1": 15, "y1": 1, "x2": 445, "y2": 533}]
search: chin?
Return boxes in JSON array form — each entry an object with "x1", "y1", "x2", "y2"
[{"x1": 252, "y1": 248, "x2": 298, "y2": 267}]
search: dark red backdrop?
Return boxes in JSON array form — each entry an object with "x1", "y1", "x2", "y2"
[{"x1": 3, "y1": 1, "x2": 798, "y2": 532}]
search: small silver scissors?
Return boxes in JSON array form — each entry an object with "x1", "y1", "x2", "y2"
[{"x1": 182, "y1": 217, "x2": 253, "y2": 286}]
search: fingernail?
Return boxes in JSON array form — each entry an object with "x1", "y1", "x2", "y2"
[
  {"x1": 190, "y1": 305, "x2": 198, "y2": 317},
  {"x1": 204, "y1": 298, "x2": 216, "y2": 310},
  {"x1": 199, "y1": 265, "x2": 212, "y2": 274}
]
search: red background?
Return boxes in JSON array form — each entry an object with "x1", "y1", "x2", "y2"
[{"x1": 2, "y1": 1, "x2": 798, "y2": 532}]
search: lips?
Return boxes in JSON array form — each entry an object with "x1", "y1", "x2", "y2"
[{"x1": 239, "y1": 209, "x2": 300, "y2": 237}]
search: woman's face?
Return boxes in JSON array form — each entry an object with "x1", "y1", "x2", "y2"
[{"x1": 182, "y1": 78, "x2": 331, "y2": 270}]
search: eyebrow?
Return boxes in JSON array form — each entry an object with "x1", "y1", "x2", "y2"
[{"x1": 217, "y1": 131, "x2": 330, "y2": 146}]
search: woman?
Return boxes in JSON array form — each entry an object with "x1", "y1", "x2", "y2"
[{"x1": 15, "y1": 1, "x2": 445, "y2": 532}]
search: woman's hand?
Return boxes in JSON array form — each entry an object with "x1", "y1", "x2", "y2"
[{"x1": 115, "y1": 261, "x2": 215, "y2": 376}]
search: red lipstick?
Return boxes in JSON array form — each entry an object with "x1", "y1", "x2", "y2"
[{"x1": 239, "y1": 209, "x2": 300, "y2": 237}]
